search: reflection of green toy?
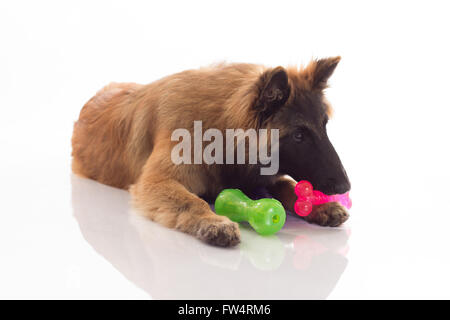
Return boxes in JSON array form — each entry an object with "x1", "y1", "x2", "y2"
[{"x1": 214, "y1": 189, "x2": 286, "y2": 236}]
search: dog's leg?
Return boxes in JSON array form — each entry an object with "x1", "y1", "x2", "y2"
[
  {"x1": 130, "y1": 172, "x2": 241, "y2": 247},
  {"x1": 267, "y1": 176, "x2": 349, "y2": 227},
  {"x1": 266, "y1": 176, "x2": 297, "y2": 213}
]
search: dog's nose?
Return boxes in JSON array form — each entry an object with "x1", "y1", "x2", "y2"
[
  {"x1": 333, "y1": 181, "x2": 351, "y2": 194},
  {"x1": 319, "y1": 178, "x2": 351, "y2": 195}
]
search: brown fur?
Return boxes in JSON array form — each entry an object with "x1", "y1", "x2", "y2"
[{"x1": 72, "y1": 59, "x2": 347, "y2": 247}]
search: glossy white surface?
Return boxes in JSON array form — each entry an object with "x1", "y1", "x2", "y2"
[
  {"x1": 71, "y1": 175, "x2": 350, "y2": 299},
  {"x1": 1, "y1": 1, "x2": 450, "y2": 299}
]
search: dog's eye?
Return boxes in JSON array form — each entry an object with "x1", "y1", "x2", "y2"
[{"x1": 293, "y1": 129, "x2": 304, "y2": 142}]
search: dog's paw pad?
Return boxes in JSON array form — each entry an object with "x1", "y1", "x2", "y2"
[
  {"x1": 304, "y1": 202, "x2": 349, "y2": 227},
  {"x1": 197, "y1": 218, "x2": 241, "y2": 247}
]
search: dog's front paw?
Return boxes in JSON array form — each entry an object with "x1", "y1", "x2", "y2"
[
  {"x1": 197, "y1": 216, "x2": 241, "y2": 247},
  {"x1": 303, "y1": 202, "x2": 349, "y2": 227}
]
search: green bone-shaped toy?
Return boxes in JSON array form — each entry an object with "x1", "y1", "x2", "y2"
[{"x1": 214, "y1": 189, "x2": 286, "y2": 236}]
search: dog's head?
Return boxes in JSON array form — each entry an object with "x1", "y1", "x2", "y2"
[{"x1": 254, "y1": 57, "x2": 350, "y2": 195}]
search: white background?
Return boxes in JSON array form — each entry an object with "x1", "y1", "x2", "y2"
[{"x1": 1, "y1": 0, "x2": 450, "y2": 299}]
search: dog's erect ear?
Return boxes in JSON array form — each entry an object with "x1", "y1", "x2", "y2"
[
  {"x1": 310, "y1": 56, "x2": 341, "y2": 90},
  {"x1": 255, "y1": 66, "x2": 290, "y2": 117}
]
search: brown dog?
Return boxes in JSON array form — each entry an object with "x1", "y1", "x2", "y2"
[{"x1": 71, "y1": 57, "x2": 350, "y2": 247}]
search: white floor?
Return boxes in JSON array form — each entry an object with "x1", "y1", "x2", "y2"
[
  {"x1": 1, "y1": 152, "x2": 450, "y2": 299},
  {"x1": 1, "y1": 1, "x2": 450, "y2": 299}
]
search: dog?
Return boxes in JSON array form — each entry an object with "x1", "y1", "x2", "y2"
[{"x1": 71, "y1": 57, "x2": 351, "y2": 247}]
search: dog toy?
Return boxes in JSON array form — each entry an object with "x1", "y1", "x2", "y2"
[
  {"x1": 294, "y1": 180, "x2": 352, "y2": 217},
  {"x1": 214, "y1": 189, "x2": 286, "y2": 236}
]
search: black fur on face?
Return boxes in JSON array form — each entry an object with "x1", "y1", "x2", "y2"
[
  {"x1": 255, "y1": 58, "x2": 350, "y2": 195},
  {"x1": 274, "y1": 90, "x2": 350, "y2": 195}
]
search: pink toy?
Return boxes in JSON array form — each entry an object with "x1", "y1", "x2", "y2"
[{"x1": 294, "y1": 180, "x2": 352, "y2": 217}]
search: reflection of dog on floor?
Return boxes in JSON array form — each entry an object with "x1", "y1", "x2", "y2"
[
  {"x1": 72, "y1": 58, "x2": 351, "y2": 246},
  {"x1": 71, "y1": 175, "x2": 349, "y2": 299}
]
